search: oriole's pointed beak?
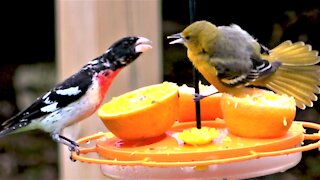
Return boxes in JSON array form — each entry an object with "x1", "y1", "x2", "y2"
[{"x1": 167, "y1": 33, "x2": 185, "y2": 44}]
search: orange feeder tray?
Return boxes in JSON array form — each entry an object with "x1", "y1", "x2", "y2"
[{"x1": 72, "y1": 120, "x2": 320, "y2": 179}]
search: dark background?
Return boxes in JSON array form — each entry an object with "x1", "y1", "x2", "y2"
[
  {"x1": 0, "y1": 1, "x2": 57, "y2": 179},
  {"x1": 0, "y1": 0, "x2": 319, "y2": 179},
  {"x1": 162, "y1": 0, "x2": 320, "y2": 179}
]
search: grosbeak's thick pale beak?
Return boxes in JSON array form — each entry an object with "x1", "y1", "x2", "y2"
[
  {"x1": 135, "y1": 37, "x2": 152, "y2": 53},
  {"x1": 167, "y1": 33, "x2": 185, "y2": 44}
]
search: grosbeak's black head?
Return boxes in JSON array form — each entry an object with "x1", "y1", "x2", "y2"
[{"x1": 105, "y1": 36, "x2": 152, "y2": 69}]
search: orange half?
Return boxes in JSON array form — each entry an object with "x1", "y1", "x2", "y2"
[
  {"x1": 98, "y1": 82, "x2": 179, "y2": 140},
  {"x1": 221, "y1": 88, "x2": 296, "y2": 138},
  {"x1": 178, "y1": 84, "x2": 222, "y2": 122}
]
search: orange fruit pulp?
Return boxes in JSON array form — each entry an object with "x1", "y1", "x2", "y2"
[
  {"x1": 178, "y1": 84, "x2": 223, "y2": 122},
  {"x1": 221, "y1": 88, "x2": 296, "y2": 138},
  {"x1": 98, "y1": 82, "x2": 179, "y2": 140}
]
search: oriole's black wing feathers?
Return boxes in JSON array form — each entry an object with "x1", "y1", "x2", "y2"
[
  {"x1": 216, "y1": 58, "x2": 281, "y2": 87},
  {"x1": 215, "y1": 59, "x2": 253, "y2": 87},
  {"x1": 0, "y1": 69, "x2": 94, "y2": 135}
]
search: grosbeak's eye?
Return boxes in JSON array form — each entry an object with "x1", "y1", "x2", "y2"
[
  {"x1": 122, "y1": 41, "x2": 130, "y2": 48},
  {"x1": 185, "y1": 36, "x2": 190, "y2": 40}
]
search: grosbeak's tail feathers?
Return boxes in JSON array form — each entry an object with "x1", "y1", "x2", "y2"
[
  {"x1": 0, "y1": 109, "x2": 41, "y2": 137},
  {"x1": 256, "y1": 41, "x2": 320, "y2": 109},
  {"x1": 0, "y1": 36, "x2": 152, "y2": 153}
]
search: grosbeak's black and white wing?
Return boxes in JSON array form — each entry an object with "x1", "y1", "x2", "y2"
[
  {"x1": 0, "y1": 68, "x2": 94, "y2": 136},
  {"x1": 0, "y1": 36, "x2": 152, "y2": 154}
]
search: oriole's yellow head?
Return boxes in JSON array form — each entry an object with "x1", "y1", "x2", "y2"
[{"x1": 168, "y1": 20, "x2": 218, "y2": 54}]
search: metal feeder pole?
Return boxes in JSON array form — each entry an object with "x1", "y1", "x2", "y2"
[{"x1": 189, "y1": 0, "x2": 201, "y2": 129}]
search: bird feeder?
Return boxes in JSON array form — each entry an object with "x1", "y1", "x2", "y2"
[{"x1": 72, "y1": 120, "x2": 320, "y2": 179}]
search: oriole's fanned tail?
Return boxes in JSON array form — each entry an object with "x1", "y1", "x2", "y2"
[
  {"x1": 259, "y1": 41, "x2": 320, "y2": 109},
  {"x1": 265, "y1": 41, "x2": 319, "y2": 65}
]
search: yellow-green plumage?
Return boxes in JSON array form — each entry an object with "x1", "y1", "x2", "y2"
[{"x1": 168, "y1": 20, "x2": 320, "y2": 109}]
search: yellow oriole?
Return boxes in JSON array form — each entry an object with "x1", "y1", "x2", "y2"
[{"x1": 168, "y1": 20, "x2": 320, "y2": 109}]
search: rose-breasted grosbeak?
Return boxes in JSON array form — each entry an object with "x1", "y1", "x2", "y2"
[{"x1": 0, "y1": 36, "x2": 152, "y2": 153}]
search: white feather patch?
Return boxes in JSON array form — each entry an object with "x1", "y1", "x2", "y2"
[
  {"x1": 56, "y1": 87, "x2": 81, "y2": 96},
  {"x1": 44, "y1": 97, "x2": 53, "y2": 104},
  {"x1": 105, "y1": 48, "x2": 111, "y2": 54},
  {"x1": 43, "y1": 92, "x2": 53, "y2": 104},
  {"x1": 89, "y1": 59, "x2": 99, "y2": 65},
  {"x1": 222, "y1": 74, "x2": 247, "y2": 85},
  {"x1": 42, "y1": 92, "x2": 51, "y2": 99},
  {"x1": 41, "y1": 102, "x2": 58, "y2": 112}
]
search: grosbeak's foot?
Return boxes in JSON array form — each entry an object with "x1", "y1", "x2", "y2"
[
  {"x1": 68, "y1": 144, "x2": 80, "y2": 155},
  {"x1": 193, "y1": 93, "x2": 207, "y2": 102},
  {"x1": 52, "y1": 134, "x2": 80, "y2": 155},
  {"x1": 69, "y1": 153, "x2": 77, "y2": 162},
  {"x1": 68, "y1": 144, "x2": 80, "y2": 162}
]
